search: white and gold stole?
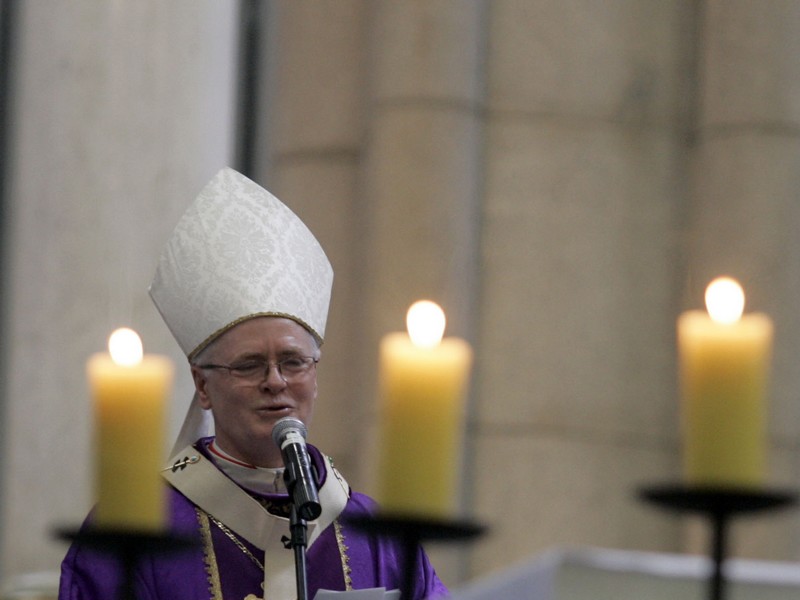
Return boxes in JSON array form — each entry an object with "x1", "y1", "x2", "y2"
[{"x1": 162, "y1": 445, "x2": 350, "y2": 599}]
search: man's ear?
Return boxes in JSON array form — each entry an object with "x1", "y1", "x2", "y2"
[{"x1": 191, "y1": 365, "x2": 213, "y2": 409}]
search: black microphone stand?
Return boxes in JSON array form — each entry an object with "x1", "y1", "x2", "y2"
[{"x1": 284, "y1": 472, "x2": 312, "y2": 600}]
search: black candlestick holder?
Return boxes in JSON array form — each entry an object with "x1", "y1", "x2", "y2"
[
  {"x1": 345, "y1": 513, "x2": 486, "y2": 599},
  {"x1": 55, "y1": 526, "x2": 198, "y2": 600},
  {"x1": 638, "y1": 484, "x2": 798, "y2": 600}
]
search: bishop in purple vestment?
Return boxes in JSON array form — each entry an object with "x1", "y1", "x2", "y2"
[
  {"x1": 59, "y1": 169, "x2": 450, "y2": 600},
  {"x1": 60, "y1": 438, "x2": 448, "y2": 599}
]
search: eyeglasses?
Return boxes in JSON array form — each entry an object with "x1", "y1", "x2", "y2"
[{"x1": 197, "y1": 355, "x2": 319, "y2": 383}]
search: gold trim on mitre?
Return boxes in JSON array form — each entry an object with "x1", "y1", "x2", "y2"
[{"x1": 187, "y1": 311, "x2": 324, "y2": 362}]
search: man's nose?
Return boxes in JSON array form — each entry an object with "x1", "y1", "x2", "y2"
[{"x1": 261, "y1": 363, "x2": 287, "y2": 391}]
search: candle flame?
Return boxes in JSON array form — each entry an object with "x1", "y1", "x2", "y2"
[
  {"x1": 108, "y1": 328, "x2": 144, "y2": 366},
  {"x1": 406, "y1": 300, "x2": 446, "y2": 348},
  {"x1": 705, "y1": 277, "x2": 745, "y2": 324}
]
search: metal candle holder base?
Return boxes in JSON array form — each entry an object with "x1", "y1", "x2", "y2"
[
  {"x1": 345, "y1": 513, "x2": 486, "y2": 598},
  {"x1": 639, "y1": 484, "x2": 798, "y2": 600},
  {"x1": 55, "y1": 526, "x2": 198, "y2": 600}
]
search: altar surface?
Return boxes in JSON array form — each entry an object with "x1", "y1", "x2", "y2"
[{"x1": 451, "y1": 547, "x2": 800, "y2": 600}]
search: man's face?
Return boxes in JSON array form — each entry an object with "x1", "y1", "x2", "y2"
[{"x1": 191, "y1": 316, "x2": 320, "y2": 467}]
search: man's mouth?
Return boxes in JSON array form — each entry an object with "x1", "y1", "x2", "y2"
[{"x1": 260, "y1": 404, "x2": 292, "y2": 413}]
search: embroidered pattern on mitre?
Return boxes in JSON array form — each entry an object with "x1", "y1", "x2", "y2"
[{"x1": 149, "y1": 168, "x2": 333, "y2": 358}]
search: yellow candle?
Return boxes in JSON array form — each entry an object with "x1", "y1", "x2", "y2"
[
  {"x1": 87, "y1": 328, "x2": 173, "y2": 530},
  {"x1": 678, "y1": 277, "x2": 773, "y2": 488},
  {"x1": 377, "y1": 301, "x2": 473, "y2": 518}
]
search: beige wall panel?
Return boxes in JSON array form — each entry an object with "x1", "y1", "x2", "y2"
[
  {"x1": 268, "y1": 0, "x2": 366, "y2": 154},
  {"x1": 361, "y1": 107, "x2": 481, "y2": 340},
  {"x1": 1, "y1": 1, "x2": 237, "y2": 580},
  {"x1": 487, "y1": 0, "x2": 691, "y2": 122},
  {"x1": 478, "y1": 117, "x2": 680, "y2": 439},
  {"x1": 468, "y1": 434, "x2": 680, "y2": 579},
  {"x1": 266, "y1": 158, "x2": 366, "y2": 483},
  {"x1": 701, "y1": 0, "x2": 800, "y2": 127},
  {"x1": 371, "y1": 0, "x2": 484, "y2": 102}
]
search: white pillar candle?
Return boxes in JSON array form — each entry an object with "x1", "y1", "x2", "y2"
[
  {"x1": 377, "y1": 301, "x2": 473, "y2": 518},
  {"x1": 87, "y1": 328, "x2": 173, "y2": 530},
  {"x1": 678, "y1": 277, "x2": 773, "y2": 487}
]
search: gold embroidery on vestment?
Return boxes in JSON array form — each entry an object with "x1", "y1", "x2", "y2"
[
  {"x1": 196, "y1": 508, "x2": 223, "y2": 600},
  {"x1": 334, "y1": 519, "x2": 353, "y2": 590},
  {"x1": 255, "y1": 496, "x2": 293, "y2": 518}
]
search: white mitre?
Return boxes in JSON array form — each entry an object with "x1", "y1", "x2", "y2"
[{"x1": 149, "y1": 167, "x2": 333, "y2": 454}]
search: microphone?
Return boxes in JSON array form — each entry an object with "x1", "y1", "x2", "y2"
[{"x1": 271, "y1": 417, "x2": 322, "y2": 520}]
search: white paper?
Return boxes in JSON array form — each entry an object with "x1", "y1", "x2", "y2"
[{"x1": 314, "y1": 588, "x2": 401, "y2": 600}]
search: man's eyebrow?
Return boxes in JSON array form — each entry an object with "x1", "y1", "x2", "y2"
[
  {"x1": 276, "y1": 347, "x2": 314, "y2": 358},
  {"x1": 229, "y1": 347, "x2": 311, "y2": 362},
  {"x1": 234, "y1": 352, "x2": 264, "y2": 360}
]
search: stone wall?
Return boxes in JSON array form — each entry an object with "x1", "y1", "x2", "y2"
[{"x1": 3, "y1": 0, "x2": 800, "y2": 589}]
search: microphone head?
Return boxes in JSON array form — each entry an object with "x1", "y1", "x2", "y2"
[{"x1": 271, "y1": 416, "x2": 307, "y2": 447}]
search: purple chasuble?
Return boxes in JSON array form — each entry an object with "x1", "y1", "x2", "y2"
[{"x1": 58, "y1": 439, "x2": 448, "y2": 600}]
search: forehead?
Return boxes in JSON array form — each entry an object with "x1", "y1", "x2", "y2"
[{"x1": 207, "y1": 316, "x2": 317, "y2": 358}]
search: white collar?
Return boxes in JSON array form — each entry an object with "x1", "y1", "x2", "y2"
[{"x1": 207, "y1": 439, "x2": 287, "y2": 495}]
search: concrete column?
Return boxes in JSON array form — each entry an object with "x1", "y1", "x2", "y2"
[
  {"x1": 255, "y1": 0, "x2": 369, "y2": 482},
  {"x1": 361, "y1": 1, "x2": 484, "y2": 342},
  {"x1": 358, "y1": 1, "x2": 486, "y2": 584},
  {"x1": 684, "y1": 0, "x2": 800, "y2": 559},
  {"x1": 0, "y1": 1, "x2": 237, "y2": 579},
  {"x1": 470, "y1": 0, "x2": 690, "y2": 576}
]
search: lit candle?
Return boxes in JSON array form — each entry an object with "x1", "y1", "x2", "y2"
[
  {"x1": 678, "y1": 277, "x2": 773, "y2": 487},
  {"x1": 377, "y1": 301, "x2": 473, "y2": 518},
  {"x1": 86, "y1": 328, "x2": 174, "y2": 530}
]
